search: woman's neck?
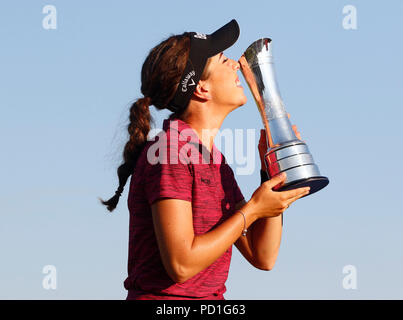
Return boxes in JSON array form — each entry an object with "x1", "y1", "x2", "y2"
[{"x1": 180, "y1": 109, "x2": 226, "y2": 153}]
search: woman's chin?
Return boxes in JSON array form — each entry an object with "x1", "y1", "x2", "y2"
[
  {"x1": 231, "y1": 99, "x2": 247, "y2": 112},
  {"x1": 238, "y1": 95, "x2": 247, "y2": 107}
]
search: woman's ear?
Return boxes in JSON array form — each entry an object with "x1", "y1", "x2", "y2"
[{"x1": 192, "y1": 80, "x2": 211, "y2": 101}]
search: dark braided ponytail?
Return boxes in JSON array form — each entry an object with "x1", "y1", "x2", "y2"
[{"x1": 99, "y1": 33, "x2": 191, "y2": 212}]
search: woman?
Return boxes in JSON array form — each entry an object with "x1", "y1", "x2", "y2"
[{"x1": 100, "y1": 19, "x2": 309, "y2": 300}]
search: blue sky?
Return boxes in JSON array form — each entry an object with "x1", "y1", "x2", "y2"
[{"x1": 1, "y1": 0, "x2": 402, "y2": 299}]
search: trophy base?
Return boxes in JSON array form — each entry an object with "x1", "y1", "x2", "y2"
[
  {"x1": 278, "y1": 176, "x2": 329, "y2": 196},
  {"x1": 265, "y1": 141, "x2": 329, "y2": 197}
]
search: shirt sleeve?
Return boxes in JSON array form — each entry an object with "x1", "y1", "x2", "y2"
[
  {"x1": 143, "y1": 156, "x2": 194, "y2": 206},
  {"x1": 234, "y1": 181, "x2": 245, "y2": 204},
  {"x1": 229, "y1": 166, "x2": 244, "y2": 204}
]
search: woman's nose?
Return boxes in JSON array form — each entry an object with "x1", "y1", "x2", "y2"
[{"x1": 231, "y1": 59, "x2": 240, "y2": 70}]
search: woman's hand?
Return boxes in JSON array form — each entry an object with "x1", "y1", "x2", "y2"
[
  {"x1": 258, "y1": 113, "x2": 301, "y2": 170},
  {"x1": 248, "y1": 173, "x2": 310, "y2": 219},
  {"x1": 258, "y1": 129, "x2": 268, "y2": 170},
  {"x1": 289, "y1": 111, "x2": 302, "y2": 140}
]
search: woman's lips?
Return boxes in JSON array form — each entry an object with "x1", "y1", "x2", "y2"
[{"x1": 236, "y1": 76, "x2": 242, "y2": 87}]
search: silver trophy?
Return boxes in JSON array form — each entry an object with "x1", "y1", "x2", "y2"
[{"x1": 239, "y1": 38, "x2": 329, "y2": 195}]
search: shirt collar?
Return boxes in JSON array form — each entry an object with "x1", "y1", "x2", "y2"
[{"x1": 162, "y1": 117, "x2": 223, "y2": 165}]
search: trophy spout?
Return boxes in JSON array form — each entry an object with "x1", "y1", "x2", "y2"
[{"x1": 239, "y1": 38, "x2": 329, "y2": 195}]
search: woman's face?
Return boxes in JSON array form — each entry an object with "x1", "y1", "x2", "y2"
[{"x1": 203, "y1": 52, "x2": 247, "y2": 110}]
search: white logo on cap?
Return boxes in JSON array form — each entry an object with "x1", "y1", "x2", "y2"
[
  {"x1": 181, "y1": 70, "x2": 196, "y2": 92},
  {"x1": 194, "y1": 32, "x2": 207, "y2": 40}
]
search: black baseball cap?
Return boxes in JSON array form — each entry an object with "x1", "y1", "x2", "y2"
[{"x1": 169, "y1": 19, "x2": 240, "y2": 112}]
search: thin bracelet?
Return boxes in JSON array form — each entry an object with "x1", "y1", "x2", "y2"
[{"x1": 237, "y1": 210, "x2": 247, "y2": 237}]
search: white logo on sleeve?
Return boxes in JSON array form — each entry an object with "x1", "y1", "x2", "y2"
[{"x1": 194, "y1": 32, "x2": 207, "y2": 40}]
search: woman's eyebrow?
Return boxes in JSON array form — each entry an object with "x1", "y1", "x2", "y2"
[{"x1": 219, "y1": 52, "x2": 223, "y2": 61}]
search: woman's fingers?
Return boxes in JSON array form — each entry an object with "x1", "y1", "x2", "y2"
[
  {"x1": 258, "y1": 130, "x2": 267, "y2": 168},
  {"x1": 288, "y1": 113, "x2": 301, "y2": 140},
  {"x1": 281, "y1": 186, "x2": 310, "y2": 201},
  {"x1": 285, "y1": 188, "x2": 310, "y2": 207},
  {"x1": 292, "y1": 124, "x2": 301, "y2": 140},
  {"x1": 265, "y1": 172, "x2": 287, "y2": 189},
  {"x1": 259, "y1": 130, "x2": 268, "y2": 168}
]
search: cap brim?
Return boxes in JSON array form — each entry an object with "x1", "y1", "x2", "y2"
[{"x1": 207, "y1": 19, "x2": 240, "y2": 57}]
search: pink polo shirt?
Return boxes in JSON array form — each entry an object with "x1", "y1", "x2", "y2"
[{"x1": 124, "y1": 117, "x2": 244, "y2": 300}]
